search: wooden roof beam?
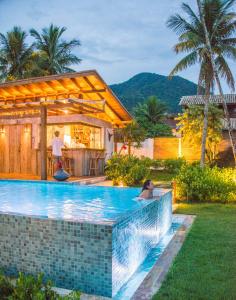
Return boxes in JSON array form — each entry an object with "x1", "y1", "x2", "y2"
[
  {"x1": 68, "y1": 99, "x2": 105, "y2": 113},
  {"x1": 0, "y1": 113, "x2": 41, "y2": 119},
  {"x1": 82, "y1": 77, "x2": 123, "y2": 120},
  {"x1": 68, "y1": 78, "x2": 81, "y2": 91},
  {"x1": 39, "y1": 81, "x2": 58, "y2": 94}
]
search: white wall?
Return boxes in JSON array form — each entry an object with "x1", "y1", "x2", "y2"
[
  {"x1": 105, "y1": 128, "x2": 114, "y2": 160},
  {"x1": 116, "y1": 138, "x2": 154, "y2": 158}
]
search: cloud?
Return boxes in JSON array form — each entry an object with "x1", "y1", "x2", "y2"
[{"x1": 0, "y1": 0, "x2": 235, "y2": 92}]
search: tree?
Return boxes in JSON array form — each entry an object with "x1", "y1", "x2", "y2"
[
  {"x1": 196, "y1": 0, "x2": 236, "y2": 165},
  {"x1": 0, "y1": 26, "x2": 34, "y2": 81},
  {"x1": 167, "y1": 0, "x2": 236, "y2": 166},
  {"x1": 133, "y1": 96, "x2": 172, "y2": 138},
  {"x1": 177, "y1": 104, "x2": 223, "y2": 163},
  {"x1": 114, "y1": 122, "x2": 146, "y2": 155},
  {"x1": 30, "y1": 24, "x2": 81, "y2": 75}
]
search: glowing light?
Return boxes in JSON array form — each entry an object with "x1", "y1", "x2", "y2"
[
  {"x1": 64, "y1": 135, "x2": 71, "y2": 147},
  {"x1": 0, "y1": 125, "x2": 5, "y2": 134},
  {"x1": 24, "y1": 124, "x2": 31, "y2": 133},
  {"x1": 64, "y1": 109, "x2": 69, "y2": 114}
]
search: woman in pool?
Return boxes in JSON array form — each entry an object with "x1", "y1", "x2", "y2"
[{"x1": 139, "y1": 180, "x2": 155, "y2": 199}]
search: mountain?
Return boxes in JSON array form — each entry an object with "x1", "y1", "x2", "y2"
[{"x1": 110, "y1": 72, "x2": 198, "y2": 113}]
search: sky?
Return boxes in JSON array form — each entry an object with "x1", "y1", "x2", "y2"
[{"x1": 0, "y1": 0, "x2": 235, "y2": 92}]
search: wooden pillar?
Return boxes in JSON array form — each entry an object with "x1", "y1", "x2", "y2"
[{"x1": 40, "y1": 106, "x2": 47, "y2": 180}]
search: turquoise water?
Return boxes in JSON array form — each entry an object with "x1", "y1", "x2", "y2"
[
  {"x1": 114, "y1": 219, "x2": 183, "y2": 300},
  {"x1": 0, "y1": 180, "x2": 151, "y2": 222}
]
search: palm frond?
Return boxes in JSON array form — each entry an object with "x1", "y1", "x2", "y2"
[
  {"x1": 169, "y1": 51, "x2": 198, "y2": 78},
  {"x1": 215, "y1": 55, "x2": 235, "y2": 91}
]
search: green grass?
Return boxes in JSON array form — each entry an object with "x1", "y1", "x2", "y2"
[
  {"x1": 150, "y1": 170, "x2": 175, "y2": 184},
  {"x1": 153, "y1": 204, "x2": 236, "y2": 300}
]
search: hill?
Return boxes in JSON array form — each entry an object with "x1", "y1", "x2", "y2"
[{"x1": 110, "y1": 72, "x2": 198, "y2": 113}]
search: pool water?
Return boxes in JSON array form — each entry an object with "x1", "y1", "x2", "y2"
[{"x1": 0, "y1": 180, "x2": 151, "y2": 223}]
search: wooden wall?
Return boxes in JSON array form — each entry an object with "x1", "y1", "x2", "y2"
[
  {"x1": 154, "y1": 135, "x2": 232, "y2": 161},
  {"x1": 0, "y1": 124, "x2": 37, "y2": 174}
]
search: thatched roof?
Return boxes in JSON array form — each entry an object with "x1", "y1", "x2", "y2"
[{"x1": 180, "y1": 94, "x2": 236, "y2": 106}]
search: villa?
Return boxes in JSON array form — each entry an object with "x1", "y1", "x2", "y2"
[
  {"x1": 180, "y1": 94, "x2": 236, "y2": 131},
  {"x1": 0, "y1": 70, "x2": 132, "y2": 180},
  {"x1": 154, "y1": 94, "x2": 236, "y2": 162}
]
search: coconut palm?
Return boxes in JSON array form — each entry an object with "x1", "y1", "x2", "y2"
[
  {"x1": 0, "y1": 26, "x2": 34, "y2": 81},
  {"x1": 30, "y1": 24, "x2": 81, "y2": 75},
  {"x1": 133, "y1": 96, "x2": 172, "y2": 138},
  {"x1": 167, "y1": 0, "x2": 236, "y2": 166},
  {"x1": 134, "y1": 96, "x2": 167, "y2": 124}
]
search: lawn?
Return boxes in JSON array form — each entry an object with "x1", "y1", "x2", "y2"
[
  {"x1": 150, "y1": 170, "x2": 175, "y2": 187},
  {"x1": 153, "y1": 203, "x2": 236, "y2": 300}
]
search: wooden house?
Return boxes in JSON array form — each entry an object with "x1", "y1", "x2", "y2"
[
  {"x1": 0, "y1": 70, "x2": 132, "y2": 179},
  {"x1": 180, "y1": 94, "x2": 236, "y2": 130}
]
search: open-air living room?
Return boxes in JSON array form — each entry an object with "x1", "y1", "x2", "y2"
[{"x1": 0, "y1": 1, "x2": 235, "y2": 300}]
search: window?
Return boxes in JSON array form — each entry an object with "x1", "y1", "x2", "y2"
[{"x1": 47, "y1": 123, "x2": 103, "y2": 149}]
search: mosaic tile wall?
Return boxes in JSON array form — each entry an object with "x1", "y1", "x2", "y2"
[
  {"x1": 112, "y1": 191, "x2": 172, "y2": 296},
  {"x1": 0, "y1": 215, "x2": 113, "y2": 297},
  {"x1": 0, "y1": 190, "x2": 172, "y2": 298}
]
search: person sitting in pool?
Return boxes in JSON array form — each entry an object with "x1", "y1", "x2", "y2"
[{"x1": 139, "y1": 180, "x2": 155, "y2": 199}]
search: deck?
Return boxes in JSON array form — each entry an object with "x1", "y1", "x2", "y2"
[{"x1": 0, "y1": 173, "x2": 106, "y2": 185}]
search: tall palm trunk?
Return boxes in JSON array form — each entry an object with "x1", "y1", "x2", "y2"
[
  {"x1": 200, "y1": 84, "x2": 210, "y2": 167},
  {"x1": 197, "y1": 0, "x2": 236, "y2": 166}
]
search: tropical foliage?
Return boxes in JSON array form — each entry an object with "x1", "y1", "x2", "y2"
[
  {"x1": 167, "y1": 0, "x2": 236, "y2": 93},
  {"x1": 105, "y1": 154, "x2": 150, "y2": 186},
  {"x1": 167, "y1": 0, "x2": 236, "y2": 166},
  {"x1": 175, "y1": 164, "x2": 236, "y2": 203},
  {"x1": 177, "y1": 104, "x2": 223, "y2": 163},
  {"x1": 30, "y1": 24, "x2": 81, "y2": 75},
  {"x1": 0, "y1": 24, "x2": 81, "y2": 81},
  {"x1": 114, "y1": 121, "x2": 146, "y2": 154},
  {"x1": 133, "y1": 96, "x2": 172, "y2": 138},
  {"x1": 0, "y1": 27, "x2": 34, "y2": 81},
  {"x1": 0, "y1": 272, "x2": 81, "y2": 299}
]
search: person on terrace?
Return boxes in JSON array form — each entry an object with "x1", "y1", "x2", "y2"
[{"x1": 50, "y1": 131, "x2": 66, "y2": 170}]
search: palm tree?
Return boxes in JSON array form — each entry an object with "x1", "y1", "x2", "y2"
[
  {"x1": 134, "y1": 96, "x2": 167, "y2": 124},
  {"x1": 167, "y1": 0, "x2": 236, "y2": 166},
  {"x1": 30, "y1": 24, "x2": 81, "y2": 75},
  {"x1": 196, "y1": 0, "x2": 236, "y2": 165},
  {"x1": 133, "y1": 96, "x2": 172, "y2": 138},
  {"x1": 0, "y1": 26, "x2": 34, "y2": 81},
  {"x1": 114, "y1": 121, "x2": 147, "y2": 155}
]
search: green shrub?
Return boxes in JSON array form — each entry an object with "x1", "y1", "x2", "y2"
[
  {"x1": 175, "y1": 164, "x2": 236, "y2": 203},
  {"x1": 0, "y1": 273, "x2": 14, "y2": 299},
  {"x1": 9, "y1": 272, "x2": 58, "y2": 300},
  {"x1": 0, "y1": 272, "x2": 80, "y2": 300},
  {"x1": 105, "y1": 154, "x2": 150, "y2": 186},
  {"x1": 163, "y1": 158, "x2": 187, "y2": 173}
]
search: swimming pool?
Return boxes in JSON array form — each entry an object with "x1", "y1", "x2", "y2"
[{"x1": 0, "y1": 180, "x2": 172, "y2": 297}]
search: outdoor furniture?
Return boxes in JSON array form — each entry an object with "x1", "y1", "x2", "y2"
[
  {"x1": 62, "y1": 151, "x2": 74, "y2": 175},
  {"x1": 47, "y1": 152, "x2": 54, "y2": 176},
  {"x1": 88, "y1": 151, "x2": 106, "y2": 176}
]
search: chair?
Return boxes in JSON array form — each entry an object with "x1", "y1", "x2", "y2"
[
  {"x1": 47, "y1": 151, "x2": 54, "y2": 176},
  {"x1": 88, "y1": 151, "x2": 106, "y2": 176},
  {"x1": 62, "y1": 151, "x2": 74, "y2": 175}
]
